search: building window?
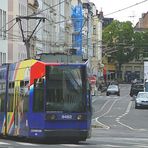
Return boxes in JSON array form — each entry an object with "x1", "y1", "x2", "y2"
[
  {"x1": 0, "y1": 52, "x2": 2, "y2": 65},
  {"x1": 59, "y1": 0, "x2": 65, "y2": 17},
  {"x1": 0, "y1": 9, "x2": 2, "y2": 37},
  {"x1": 0, "y1": 52, "x2": 6, "y2": 65},
  {"x1": 59, "y1": 0, "x2": 65, "y2": 30},
  {"x1": 3, "y1": 53, "x2": 6, "y2": 64},
  {"x1": 3, "y1": 11, "x2": 6, "y2": 39},
  {"x1": 0, "y1": 10, "x2": 6, "y2": 39}
]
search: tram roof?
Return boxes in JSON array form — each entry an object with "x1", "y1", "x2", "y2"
[{"x1": 34, "y1": 53, "x2": 88, "y2": 64}]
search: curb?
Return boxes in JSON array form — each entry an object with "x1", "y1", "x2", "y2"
[{"x1": 91, "y1": 124, "x2": 104, "y2": 128}]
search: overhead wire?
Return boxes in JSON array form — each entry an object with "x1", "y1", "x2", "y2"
[
  {"x1": 104, "y1": 0, "x2": 148, "y2": 16},
  {"x1": 0, "y1": 17, "x2": 16, "y2": 31},
  {"x1": 0, "y1": 0, "x2": 65, "y2": 35},
  {"x1": 2, "y1": 0, "x2": 147, "y2": 53},
  {"x1": 0, "y1": 23, "x2": 25, "y2": 41},
  {"x1": 28, "y1": 0, "x2": 65, "y2": 17},
  {"x1": 5, "y1": 21, "x2": 18, "y2": 32},
  {"x1": 1, "y1": 0, "x2": 146, "y2": 33}
]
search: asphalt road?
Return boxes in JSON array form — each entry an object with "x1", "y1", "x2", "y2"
[
  {"x1": 1, "y1": 84, "x2": 148, "y2": 147},
  {"x1": 91, "y1": 83, "x2": 148, "y2": 147}
]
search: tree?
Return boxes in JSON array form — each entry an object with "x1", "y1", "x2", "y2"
[
  {"x1": 103, "y1": 20, "x2": 148, "y2": 80},
  {"x1": 103, "y1": 20, "x2": 136, "y2": 79}
]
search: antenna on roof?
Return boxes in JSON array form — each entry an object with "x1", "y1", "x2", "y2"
[{"x1": 129, "y1": 11, "x2": 136, "y2": 25}]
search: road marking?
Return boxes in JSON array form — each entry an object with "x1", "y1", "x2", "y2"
[
  {"x1": 136, "y1": 145, "x2": 148, "y2": 147},
  {"x1": 95, "y1": 99, "x2": 119, "y2": 129},
  {"x1": 116, "y1": 101, "x2": 133, "y2": 129},
  {"x1": 116, "y1": 101, "x2": 137, "y2": 130},
  {"x1": 16, "y1": 142, "x2": 39, "y2": 146},
  {"x1": 61, "y1": 144, "x2": 82, "y2": 147},
  {"x1": 0, "y1": 142, "x2": 10, "y2": 145},
  {"x1": 103, "y1": 144, "x2": 125, "y2": 147},
  {"x1": 93, "y1": 100, "x2": 111, "y2": 115},
  {"x1": 97, "y1": 99, "x2": 118, "y2": 118},
  {"x1": 95, "y1": 120, "x2": 110, "y2": 129}
]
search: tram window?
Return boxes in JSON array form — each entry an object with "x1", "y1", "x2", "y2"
[
  {"x1": 20, "y1": 81, "x2": 24, "y2": 87},
  {"x1": 20, "y1": 80, "x2": 29, "y2": 112},
  {"x1": 0, "y1": 82, "x2": 5, "y2": 112},
  {"x1": 0, "y1": 83, "x2": 4, "y2": 112},
  {"x1": 7, "y1": 82, "x2": 14, "y2": 112},
  {"x1": 8, "y1": 82, "x2": 14, "y2": 95},
  {"x1": 9, "y1": 82, "x2": 14, "y2": 88},
  {"x1": 0, "y1": 83, "x2": 1, "y2": 89},
  {"x1": 0, "y1": 71, "x2": 4, "y2": 79},
  {"x1": 2, "y1": 83, "x2": 6, "y2": 90},
  {"x1": 24, "y1": 81, "x2": 29, "y2": 86},
  {"x1": 0, "y1": 97, "x2": 4, "y2": 112},
  {"x1": 33, "y1": 78, "x2": 44, "y2": 112}
]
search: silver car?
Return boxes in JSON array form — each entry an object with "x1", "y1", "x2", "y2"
[
  {"x1": 135, "y1": 92, "x2": 148, "y2": 109},
  {"x1": 106, "y1": 84, "x2": 120, "y2": 96}
]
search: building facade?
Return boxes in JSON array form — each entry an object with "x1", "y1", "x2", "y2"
[
  {"x1": 135, "y1": 12, "x2": 148, "y2": 29},
  {"x1": 27, "y1": 0, "x2": 39, "y2": 57},
  {"x1": 1, "y1": 0, "x2": 103, "y2": 76},
  {"x1": 90, "y1": 3, "x2": 100, "y2": 76},
  {"x1": 8, "y1": 0, "x2": 27, "y2": 63},
  {"x1": 7, "y1": 0, "x2": 73, "y2": 62},
  {"x1": 36, "y1": 0, "x2": 72, "y2": 54},
  {"x1": 0, "y1": 0, "x2": 8, "y2": 65}
]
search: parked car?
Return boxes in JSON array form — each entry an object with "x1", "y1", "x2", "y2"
[
  {"x1": 130, "y1": 83, "x2": 144, "y2": 97},
  {"x1": 106, "y1": 84, "x2": 120, "y2": 96},
  {"x1": 135, "y1": 92, "x2": 148, "y2": 109}
]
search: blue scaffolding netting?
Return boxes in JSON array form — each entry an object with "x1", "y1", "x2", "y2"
[{"x1": 71, "y1": 4, "x2": 83, "y2": 55}]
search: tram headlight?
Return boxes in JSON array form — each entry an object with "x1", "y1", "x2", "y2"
[
  {"x1": 77, "y1": 114, "x2": 86, "y2": 120},
  {"x1": 45, "y1": 114, "x2": 57, "y2": 120}
]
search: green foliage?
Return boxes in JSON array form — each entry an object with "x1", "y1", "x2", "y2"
[{"x1": 103, "y1": 20, "x2": 148, "y2": 67}]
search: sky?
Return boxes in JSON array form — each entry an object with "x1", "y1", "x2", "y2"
[{"x1": 89, "y1": 0, "x2": 148, "y2": 25}]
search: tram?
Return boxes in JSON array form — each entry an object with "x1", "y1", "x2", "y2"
[{"x1": 0, "y1": 57, "x2": 92, "y2": 142}]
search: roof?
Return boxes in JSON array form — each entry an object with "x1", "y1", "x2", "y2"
[{"x1": 34, "y1": 53, "x2": 87, "y2": 64}]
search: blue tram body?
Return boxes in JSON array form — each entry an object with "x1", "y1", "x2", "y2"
[{"x1": 0, "y1": 58, "x2": 92, "y2": 142}]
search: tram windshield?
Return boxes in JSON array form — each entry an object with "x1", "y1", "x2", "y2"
[{"x1": 45, "y1": 65, "x2": 86, "y2": 112}]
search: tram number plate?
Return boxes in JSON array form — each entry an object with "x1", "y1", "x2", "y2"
[{"x1": 61, "y1": 115, "x2": 72, "y2": 119}]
